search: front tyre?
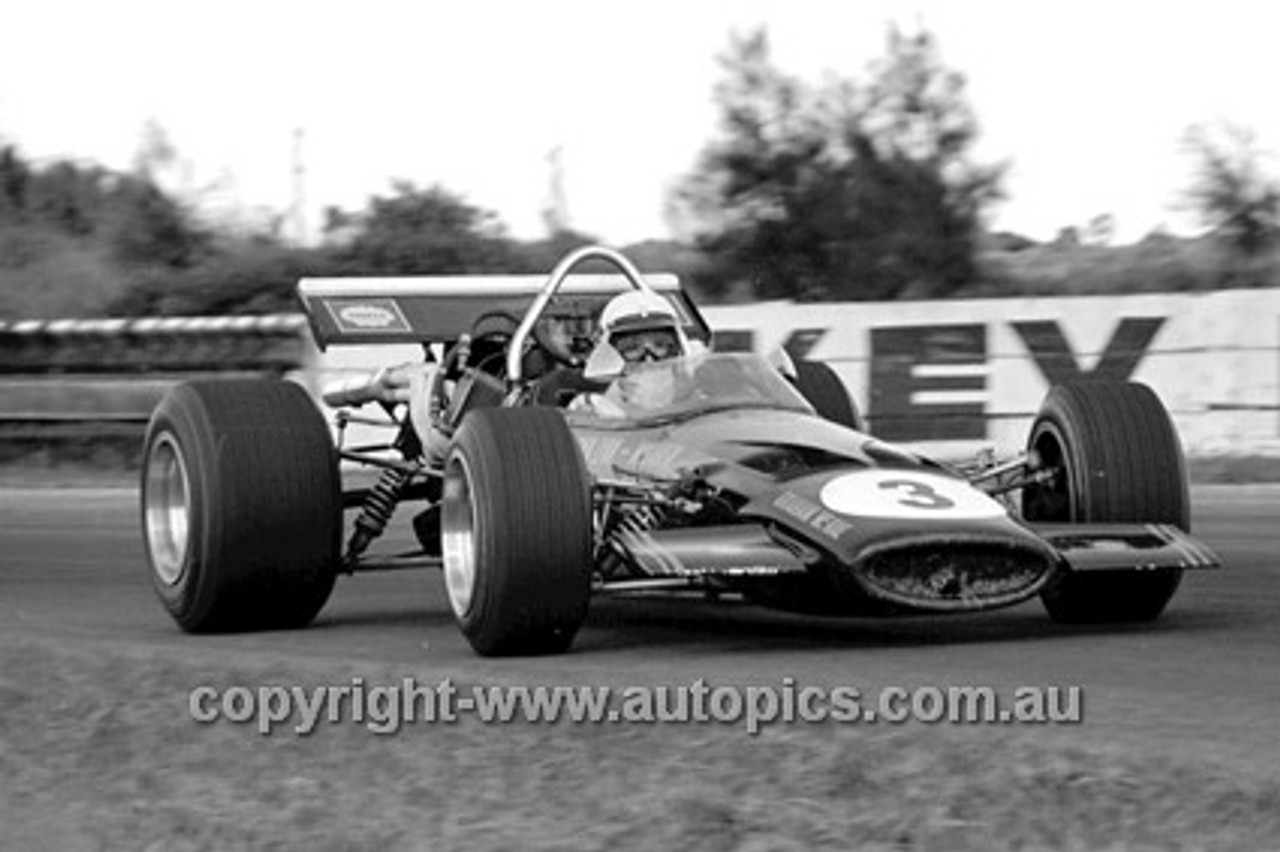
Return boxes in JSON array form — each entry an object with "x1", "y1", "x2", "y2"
[
  {"x1": 1023, "y1": 381, "x2": 1187, "y2": 624},
  {"x1": 442, "y1": 407, "x2": 593, "y2": 656},
  {"x1": 141, "y1": 380, "x2": 340, "y2": 632}
]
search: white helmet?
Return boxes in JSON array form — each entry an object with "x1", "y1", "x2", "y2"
[
  {"x1": 599, "y1": 290, "x2": 681, "y2": 335},
  {"x1": 584, "y1": 290, "x2": 690, "y2": 380}
]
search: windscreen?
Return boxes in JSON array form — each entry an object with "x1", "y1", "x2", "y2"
[{"x1": 583, "y1": 352, "x2": 815, "y2": 424}]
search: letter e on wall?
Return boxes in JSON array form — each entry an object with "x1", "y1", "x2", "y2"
[{"x1": 869, "y1": 324, "x2": 987, "y2": 441}]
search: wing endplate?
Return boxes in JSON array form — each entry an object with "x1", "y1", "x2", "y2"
[{"x1": 1029, "y1": 523, "x2": 1221, "y2": 572}]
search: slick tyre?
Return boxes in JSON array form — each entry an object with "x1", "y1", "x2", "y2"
[
  {"x1": 1023, "y1": 381, "x2": 1187, "y2": 624},
  {"x1": 442, "y1": 407, "x2": 593, "y2": 656},
  {"x1": 141, "y1": 380, "x2": 340, "y2": 632},
  {"x1": 793, "y1": 360, "x2": 864, "y2": 431}
]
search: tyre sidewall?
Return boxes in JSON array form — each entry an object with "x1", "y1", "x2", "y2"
[
  {"x1": 444, "y1": 408, "x2": 592, "y2": 655},
  {"x1": 141, "y1": 380, "x2": 340, "y2": 632},
  {"x1": 1027, "y1": 381, "x2": 1187, "y2": 623},
  {"x1": 447, "y1": 433, "x2": 496, "y2": 634},
  {"x1": 142, "y1": 386, "x2": 218, "y2": 629},
  {"x1": 1027, "y1": 382, "x2": 1189, "y2": 529}
]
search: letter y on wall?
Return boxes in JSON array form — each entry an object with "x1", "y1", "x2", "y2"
[{"x1": 1012, "y1": 317, "x2": 1166, "y2": 385}]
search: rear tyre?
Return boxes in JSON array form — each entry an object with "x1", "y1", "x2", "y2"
[
  {"x1": 442, "y1": 407, "x2": 593, "y2": 656},
  {"x1": 793, "y1": 360, "x2": 864, "y2": 431},
  {"x1": 141, "y1": 380, "x2": 340, "y2": 632},
  {"x1": 1023, "y1": 381, "x2": 1187, "y2": 624}
]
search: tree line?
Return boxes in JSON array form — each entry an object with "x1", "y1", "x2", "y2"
[{"x1": 1, "y1": 23, "x2": 1277, "y2": 318}]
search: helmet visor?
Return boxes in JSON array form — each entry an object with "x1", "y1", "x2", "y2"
[{"x1": 612, "y1": 328, "x2": 682, "y2": 363}]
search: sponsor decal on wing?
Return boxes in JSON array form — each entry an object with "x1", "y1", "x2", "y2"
[{"x1": 324, "y1": 298, "x2": 412, "y2": 333}]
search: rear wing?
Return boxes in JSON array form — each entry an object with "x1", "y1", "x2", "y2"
[{"x1": 297, "y1": 273, "x2": 709, "y2": 350}]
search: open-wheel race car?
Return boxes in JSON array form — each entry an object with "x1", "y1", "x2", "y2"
[{"x1": 141, "y1": 246, "x2": 1220, "y2": 655}]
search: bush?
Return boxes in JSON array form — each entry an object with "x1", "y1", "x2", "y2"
[
  {"x1": 969, "y1": 235, "x2": 1266, "y2": 298},
  {"x1": 0, "y1": 225, "x2": 130, "y2": 318},
  {"x1": 106, "y1": 241, "x2": 337, "y2": 316}
]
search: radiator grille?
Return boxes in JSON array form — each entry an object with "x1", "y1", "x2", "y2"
[{"x1": 860, "y1": 542, "x2": 1053, "y2": 609}]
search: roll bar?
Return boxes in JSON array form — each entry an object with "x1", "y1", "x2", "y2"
[{"x1": 506, "y1": 245, "x2": 658, "y2": 383}]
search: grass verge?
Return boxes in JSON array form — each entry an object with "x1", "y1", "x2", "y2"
[{"x1": 2, "y1": 638, "x2": 1277, "y2": 851}]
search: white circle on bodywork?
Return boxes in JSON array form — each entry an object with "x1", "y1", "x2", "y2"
[{"x1": 819, "y1": 470, "x2": 1007, "y2": 520}]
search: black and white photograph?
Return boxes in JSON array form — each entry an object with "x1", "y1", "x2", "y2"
[{"x1": 2, "y1": 2, "x2": 1278, "y2": 849}]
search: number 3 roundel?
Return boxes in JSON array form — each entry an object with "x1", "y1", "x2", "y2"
[{"x1": 818, "y1": 470, "x2": 1007, "y2": 520}]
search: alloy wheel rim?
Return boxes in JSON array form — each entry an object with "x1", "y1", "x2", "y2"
[
  {"x1": 441, "y1": 454, "x2": 478, "y2": 617},
  {"x1": 144, "y1": 433, "x2": 191, "y2": 586}
]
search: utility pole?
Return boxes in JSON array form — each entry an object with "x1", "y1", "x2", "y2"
[
  {"x1": 291, "y1": 127, "x2": 307, "y2": 244},
  {"x1": 542, "y1": 144, "x2": 570, "y2": 235}
]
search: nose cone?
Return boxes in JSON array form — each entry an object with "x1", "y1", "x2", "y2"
[{"x1": 746, "y1": 467, "x2": 1061, "y2": 612}]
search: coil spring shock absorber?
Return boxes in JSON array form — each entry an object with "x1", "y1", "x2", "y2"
[
  {"x1": 344, "y1": 466, "x2": 413, "y2": 569},
  {"x1": 607, "y1": 502, "x2": 667, "y2": 574},
  {"x1": 617, "y1": 504, "x2": 664, "y2": 537}
]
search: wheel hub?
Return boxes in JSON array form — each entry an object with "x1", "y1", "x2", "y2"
[
  {"x1": 441, "y1": 454, "x2": 478, "y2": 617},
  {"x1": 144, "y1": 433, "x2": 191, "y2": 586}
]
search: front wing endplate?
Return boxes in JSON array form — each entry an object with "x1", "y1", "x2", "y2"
[{"x1": 1030, "y1": 523, "x2": 1221, "y2": 572}]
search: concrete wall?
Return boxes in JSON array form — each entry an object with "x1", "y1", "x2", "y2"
[
  {"x1": 701, "y1": 289, "x2": 1280, "y2": 457},
  {"x1": 9, "y1": 289, "x2": 1277, "y2": 460}
]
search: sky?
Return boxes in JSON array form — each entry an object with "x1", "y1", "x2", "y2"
[{"x1": 2, "y1": 1, "x2": 1279, "y2": 246}]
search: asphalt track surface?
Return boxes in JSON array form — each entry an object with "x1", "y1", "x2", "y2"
[{"x1": 2, "y1": 484, "x2": 1278, "y2": 776}]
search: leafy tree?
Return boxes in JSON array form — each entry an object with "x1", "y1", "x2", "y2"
[
  {"x1": 1182, "y1": 121, "x2": 1280, "y2": 257},
  {"x1": 132, "y1": 119, "x2": 179, "y2": 180},
  {"x1": 670, "y1": 25, "x2": 1004, "y2": 300},
  {"x1": 0, "y1": 141, "x2": 205, "y2": 268},
  {"x1": 102, "y1": 176, "x2": 207, "y2": 268},
  {"x1": 0, "y1": 145, "x2": 32, "y2": 223},
  {"x1": 516, "y1": 227, "x2": 602, "y2": 273},
  {"x1": 108, "y1": 240, "x2": 325, "y2": 316},
  {"x1": 23, "y1": 161, "x2": 111, "y2": 236},
  {"x1": 327, "y1": 181, "x2": 519, "y2": 274}
]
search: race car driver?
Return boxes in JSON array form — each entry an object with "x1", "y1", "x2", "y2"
[{"x1": 570, "y1": 290, "x2": 693, "y2": 417}]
